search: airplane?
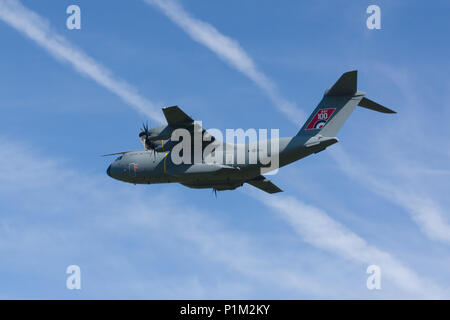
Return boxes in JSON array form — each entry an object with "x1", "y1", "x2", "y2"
[{"x1": 104, "y1": 70, "x2": 395, "y2": 194}]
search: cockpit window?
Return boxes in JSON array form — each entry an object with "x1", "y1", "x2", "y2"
[{"x1": 116, "y1": 155, "x2": 123, "y2": 161}]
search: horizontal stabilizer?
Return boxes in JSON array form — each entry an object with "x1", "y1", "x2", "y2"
[
  {"x1": 247, "y1": 175, "x2": 282, "y2": 194},
  {"x1": 162, "y1": 105, "x2": 194, "y2": 126},
  {"x1": 325, "y1": 70, "x2": 357, "y2": 96},
  {"x1": 358, "y1": 97, "x2": 396, "y2": 113}
]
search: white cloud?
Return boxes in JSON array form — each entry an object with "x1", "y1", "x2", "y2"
[
  {"x1": 145, "y1": 0, "x2": 305, "y2": 123},
  {"x1": 0, "y1": 0, "x2": 164, "y2": 123}
]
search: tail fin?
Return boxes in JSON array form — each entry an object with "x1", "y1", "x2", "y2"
[{"x1": 297, "y1": 70, "x2": 395, "y2": 138}]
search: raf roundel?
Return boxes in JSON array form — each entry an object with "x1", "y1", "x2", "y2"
[{"x1": 314, "y1": 120, "x2": 327, "y2": 129}]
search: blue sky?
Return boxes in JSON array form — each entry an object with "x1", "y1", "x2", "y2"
[{"x1": 0, "y1": 0, "x2": 449, "y2": 299}]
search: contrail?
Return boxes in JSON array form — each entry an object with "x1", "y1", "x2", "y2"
[
  {"x1": 0, "y1": 0, "x2": 164, "y2": 123},
  {"x1": 145, "y1": 0, "x2": 305, "y2": 124},
  {"x1": 331, "y1": 146, "x2": 450, "y2": 245},
  {"x1": 259, "y1": 193, "x2": 447, "y2": 298}
]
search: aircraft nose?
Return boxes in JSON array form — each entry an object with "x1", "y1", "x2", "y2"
[{"x1": 106, "y1": 165, "x2": 112, "y2": 177}]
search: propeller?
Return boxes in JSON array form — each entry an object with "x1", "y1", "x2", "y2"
[{"x1": 139, "y1": 122, "x2": 156, "y2": 153}]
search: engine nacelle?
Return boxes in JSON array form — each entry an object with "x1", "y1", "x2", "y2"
[
  {"x1": 153, "y1": 139, "x2": 179, "y2": 152},
  {"x1": 147, "y1": 125, "x2": 175, "y2": 141}
]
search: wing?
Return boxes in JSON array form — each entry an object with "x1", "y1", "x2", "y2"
[
  {"x1": 101, "y1": 150, "x2": 141, "y2": 157},
  {"x1": 246, "y1": 175, "x2": 283, "y2": 194},
  {"x1": 162, "y1": 106, "x2": 194, "y2": 126},
  {"x1": 162, "y1": 105, "x2": 216, "y2": 150}
]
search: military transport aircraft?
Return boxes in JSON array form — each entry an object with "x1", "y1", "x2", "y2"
[{"x1": 104, "y1": 70, "x2": 395, "y2": 194}]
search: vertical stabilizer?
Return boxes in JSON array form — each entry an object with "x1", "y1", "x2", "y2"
[{"x1": 297, "y1": 71, "x2": 364, "y2": 138}]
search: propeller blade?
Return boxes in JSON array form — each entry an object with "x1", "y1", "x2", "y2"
[{"x1": 139, "y1": 121, "x2": 156, "y2": 152}]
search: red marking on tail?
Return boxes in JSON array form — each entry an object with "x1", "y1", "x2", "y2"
[{"x1": 306, "y1": 108, "x2": 336, "y2": 130}]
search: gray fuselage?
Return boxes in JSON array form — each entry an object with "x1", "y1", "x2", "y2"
[{"x1": 106, "y1": 134, "x2": 336, "y2": 191}]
